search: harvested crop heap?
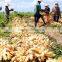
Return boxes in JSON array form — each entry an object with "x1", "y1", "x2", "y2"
[{"x1": 0, "y1": 17, "x2": 62, "y2": 62}]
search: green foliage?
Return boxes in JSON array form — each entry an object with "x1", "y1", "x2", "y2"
[
  {"x1": 0, "y1": 27, "x2": 10, "y2": 37},
  {"x1": 16, "y1": 12, "x2": 34, "y2": 18},
  {"x1": 49, "y1": 36, "x2": 62, "y2": 58},
  {"x1": 0, "y1": 12, "x2": 17, "y2": 27},
  {"x1": 52, "y1": 43, "x2": 62, "y2": 58},
  {"x1": 0, "y1": 12, "x2": 5, "y2": 27}
]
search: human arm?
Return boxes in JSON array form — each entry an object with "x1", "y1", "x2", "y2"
[{"x1": 9, "y1": 9, "x2": 14, "y2": 11}]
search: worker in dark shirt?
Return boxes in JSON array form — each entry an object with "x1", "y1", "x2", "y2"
[
  {"x1": 34, "y1": 0, "x2": 46, "y2": 27},
  {"x1": 5, "y1": 4, "x2": 13, "y2": 23}
]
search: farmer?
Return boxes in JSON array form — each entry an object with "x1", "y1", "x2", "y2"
[
  {"x1": 5, "y1": 4, "x2": 13, "y2": 23},
  {"x1": 44, "y1": 4, "x2": 50, "y2": 23},
  {"x1": 34, "y1": 0, "x2": 46, "y2": 27},
  {"x1": 52, "y1": 3, "x2": 61, "y2": 22}
]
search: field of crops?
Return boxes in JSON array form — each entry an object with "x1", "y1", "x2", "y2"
[{"x1": 0, "y1": 12, "x2": 62, "y2": 62}]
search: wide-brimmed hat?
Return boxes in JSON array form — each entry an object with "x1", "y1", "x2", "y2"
[{"x1": 5, "y1": 3, "x2": 10, "y2": 6}]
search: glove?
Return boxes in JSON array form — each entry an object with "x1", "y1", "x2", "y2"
[{"x1": 11, "y1": 9, "x2": 14, "y2": 11}]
